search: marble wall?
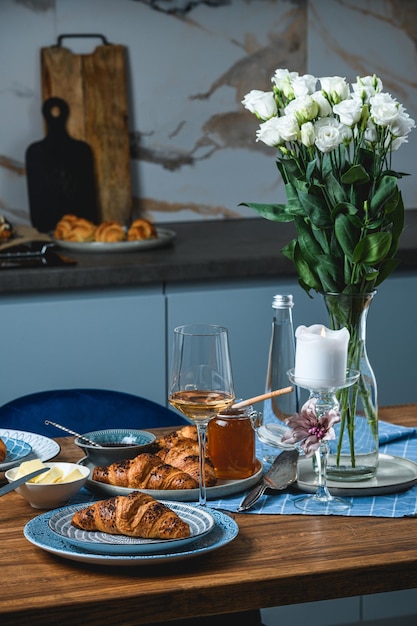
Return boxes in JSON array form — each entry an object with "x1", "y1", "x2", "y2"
[{"x1": 0, "y1": 0, "x2": 416, "y2": 226}]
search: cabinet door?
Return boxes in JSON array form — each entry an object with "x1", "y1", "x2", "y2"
[
  {"x1": 166, "y1": 279, "x2": 324, "y2": 403},
  {"x1": 0, "y1": 287, "x2": 167, "y2": 406}
]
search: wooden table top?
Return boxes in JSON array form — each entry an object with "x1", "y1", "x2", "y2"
[{"x1": 1, "y1": 404, "x2": 417, "y2": 625}]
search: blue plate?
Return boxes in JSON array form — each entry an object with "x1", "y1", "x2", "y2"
[
  {"x1": 0, "y1": 436, "x2": 32, "y2": 471},
  {"x1": 48, "y1": 501, "x2": 215, "y2": 555},
  {"x1": 24, "y1": 505, "x2": 238, "y2": 566}
]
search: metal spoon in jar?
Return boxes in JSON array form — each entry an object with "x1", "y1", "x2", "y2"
[{"x1": 44, "y1": 420, "x2": 101, "y2": 446}]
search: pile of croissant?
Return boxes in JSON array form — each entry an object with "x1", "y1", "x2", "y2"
[
  {"x1": 92, "y1": 425, "x2": 217, "y2": 491},
  {"x1": 0, "y1": 437, "x2": 6, "y2": 463},
  {"x1": 53, "y1": 214, "x2": 157, "y2": 243},
  {"x1": 71, "y1": 491, "x2": 191, "y2": 539}
]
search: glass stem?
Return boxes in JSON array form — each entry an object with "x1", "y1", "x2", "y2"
[
  {"x1": 196, "y1": 422, "x2": 208, "y2": 506},
  {"x1": 315, "y1": 442, "x2": 332, "y2": 501}
]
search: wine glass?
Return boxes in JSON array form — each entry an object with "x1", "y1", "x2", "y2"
[
  {"x1": 168, "y1": 324, "x2": 235, "y2": 506},
  {"x1": 287, "y1": 369, "x2": 359, "y2": 513}
]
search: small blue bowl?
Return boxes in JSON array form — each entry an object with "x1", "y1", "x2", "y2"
[{"x1": 74, "y1": 428, "x2": 156, "y2": 465}]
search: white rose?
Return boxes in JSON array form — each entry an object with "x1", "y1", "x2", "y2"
[
  {"x1": 242, "y1": 89, "x2": 277, "y2": 120},
  {"x1": 333, "y1": 98, "x2": 363, "y2": 126},
  {"x1": 311, "y1": 91, "x2": 333, "y2": 117},
  {"x1": 285, "y1": 95, "x2": 319, "y2": 124},
  {"x1": 364, "y1": 119, "x2": 378, "y2": 144},
  {"x1": 292, "y1": 74, "x2": 317, "y2": 97},
  {"x1": 271, "y1": 69, "x2": 298, "y2": 94},
  {"x1": 320, "y1": 76, "x2": 349, "y2": 104},
  {"x1": 314, "y1": 117, "x2": 352, "y2": 153},
  {"x1": 388, "y1": 110, "x2": 416, "y2": 138},
  {"x1": 256, "y1": 117, "x2": 284, "y2": 147},
  {"x1": 370, "y1": 92, "x2": 401, "y2": 126},
  {"x1": 276, "y1": 113, "x2": 300, "y2": 141},
  {"x1": 352, "y1": 75, "x2": 383, "y2": 102},
  {"x1": 300, "y1": 121, "x2": 315, "y2": 147}
]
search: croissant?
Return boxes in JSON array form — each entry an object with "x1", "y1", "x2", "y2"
[
  {"x1": 154, "y1": 425, "x2": 198, "y2": 449},
  {"x1": 95, "y1": 220, "x2": 126, "y2": 242},
  {"x1": 127, "y1": 218, "x2": 157, "y2": 241},
  {"x1": 65, "y1": 217, "x2": 96, "y2": 242},
  {"x1": 0, "y1": 437, "x2": 6, "y2": 462},
  {"x1": 53, "y1": 214, "x2": 79, "y2": 240},
  {"x1": 0, "y1": 215, "x2": 13, "y2": 242},
  {"x1": 71, "y1": 491, "x2": 191, "y2": 539},
  {"x1": 92, "y1": 452, "x2": 199, "y2": 490},
  {"x1": 157, "y1": 442, "x2": 217, "y2": 487}
]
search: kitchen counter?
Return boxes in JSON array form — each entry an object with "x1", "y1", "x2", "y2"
[{"x1": 0, "y1": 211, "x2": 417, "y2": 294}]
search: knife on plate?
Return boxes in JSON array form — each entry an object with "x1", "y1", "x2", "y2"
[
  {"x1": 237, "y1": 448, "x2": 299, "y2": 511},
  {"x1": 0, "y1": 467, "x2": 49, "y2": 497}
]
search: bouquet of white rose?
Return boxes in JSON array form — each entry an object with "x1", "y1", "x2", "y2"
[
  {"x1": 241, "y1": 70, "x2": 415, "y2": 296},
  {"x1": 241, "y1": 70, "x2": 415, "y2": 477}
]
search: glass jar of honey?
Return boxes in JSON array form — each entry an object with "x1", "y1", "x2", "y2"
[{"x1": 207, "y1": 405, "x2": 261, "y2": 480}]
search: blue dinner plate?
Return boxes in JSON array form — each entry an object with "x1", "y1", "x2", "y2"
[
  {"x1": 48, "y1": 501, "x2": 215, "y2": 555},
  {"x1": 0, "y1": 436, "x2": 32, "y2": 471},
  {"x1": 24, "y1": 506, "x2": 239, "y2": 566}
]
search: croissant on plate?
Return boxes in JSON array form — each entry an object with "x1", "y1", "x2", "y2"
[
  {"x1": 71, "y1": 490, "x2": 191, "y2": 539},
  {"x1": 157, "y1": 442, "x2": 217, "y2": 487},
  {"x1": 0, "y1": 437, "x2": 6, "y2": 463},
  {"x1": 94, "y1": 221, "x2": 126, "y2": 242},
  {"x1": 127, "y1": 218, "x2": 157, "y2": 241},
  {"x1": 92, "y1": 452, "x2": 199, "y2": 490},
  {"x1": 154, "y1": 425, "x2": 198, "y2": 449}
]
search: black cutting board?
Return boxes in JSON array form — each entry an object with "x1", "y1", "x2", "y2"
[{"x1": 25, "y1": 97, "x2": 99, "y2": 233}]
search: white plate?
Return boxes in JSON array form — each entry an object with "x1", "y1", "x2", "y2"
[
  {"x1": 79, "y1": 457, "x2": 263, "y2": 501},
  {"x1": 24, "y1": 507, "x2": 238, "y2": 566},
  {"x1": 48, "y1": 501, "x2": 215, "y2": 555},
  {"x1": 52, "y1": 228, "x2": 175, "y2": 253},
  {"x1": 0, "y1": 436, "x2": 32, "y2": 471},
  {"x1": 0, "y1": 428, "x2": 60, "y2": 470},
  {"x1": 295, "y1": 453, "x2": 417, "y2": 496}
]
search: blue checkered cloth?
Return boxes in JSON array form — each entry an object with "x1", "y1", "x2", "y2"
[
  {"x1": 70, "y1": 421, "x2": 417, "y2": 517},
  {"x1": 207, "y1": 420, "x2": 417, "y2": 517}
]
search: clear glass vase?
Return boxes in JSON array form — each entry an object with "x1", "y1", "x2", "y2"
[{"x1": 323, "y1": 292, "x2": 378, "y2": 481}]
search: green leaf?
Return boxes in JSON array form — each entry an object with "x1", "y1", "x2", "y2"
[
  {"x1": 352, "y1": 232, "x2": 392, "y2": 264},
  {"x1": 316, "y1": 255, "x2": 343, "y2": 292},
  {"x1": 341, "y1": 164, "x2": 370, "y2": 185},
  {"x1": 370, "y1": 175, "x2": 398, "y2": 213},
  {"x1": 297, "y1": 189, "x2": 332, "y2": 228},
  {"x1": 239, "y1": 202, "x2": 295, "y2": 223},
  {"x1": 374, "y1": 257, "x2": 401, "y2": 285},
  {"x1": 293, "y1": 242, "x2": 322, "y2": 292},
  {"x1": 334, "y1": 213, "x2": 360, "y2": 260}
]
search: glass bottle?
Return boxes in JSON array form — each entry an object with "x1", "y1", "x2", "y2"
[{"x1": 261, "y1": 294, "x2": 299, "y2": 462}]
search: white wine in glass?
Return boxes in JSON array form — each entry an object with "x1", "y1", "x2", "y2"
[{"x1": 168, "y1": 324, "x2": 235, "y2": 506}]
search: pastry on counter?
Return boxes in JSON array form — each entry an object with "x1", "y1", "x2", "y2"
[
  {"x1": 95, "y1": 220, "x2": 126, "y2": 242},
  {"x1": 0, "y1": 216, "x2": 14, "y2": 242},
  {"x1": 127, "y1": 218, "x2": 157, "y2": 241}
]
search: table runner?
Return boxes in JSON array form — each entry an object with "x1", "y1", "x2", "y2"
[
  {"x1": 71, "y1": 420, "x2": 417, "y2": 517},
  {"x1": 209, "y1": 420, "x2": 417, "y2": 516}
]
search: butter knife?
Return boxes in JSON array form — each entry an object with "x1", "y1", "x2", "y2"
[
  {"x1": 0, "y1": 467, "x2": 49, "y2": 497},
  {"x1": 238, "y1": 448, "x2": 299, "y2": 511}
]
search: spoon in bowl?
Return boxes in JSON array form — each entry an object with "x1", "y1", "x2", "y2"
[{"x1": 44, "y1": 420, "x2": 101, "y2": 446}]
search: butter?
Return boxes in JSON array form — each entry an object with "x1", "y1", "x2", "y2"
[
  {"x1": 14, "y1": 459, "x2": 46, "y2": 480},
  {"x1": 61, "y1": 467, "x2": 84, "y2": 483},
  {"x1": 32, "y1": 466, "x2": 63, "y2": 484}
]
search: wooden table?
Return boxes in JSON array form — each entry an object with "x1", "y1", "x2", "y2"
[{"x1": 1, "y1": 404, "x2": 417, "y2": 625}]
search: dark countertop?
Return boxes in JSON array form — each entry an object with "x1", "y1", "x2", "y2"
[{"x1": 0, "y1": 212, "x2": 416, "y2": 295}]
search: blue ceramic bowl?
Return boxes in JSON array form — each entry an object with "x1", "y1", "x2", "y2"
[{"x1": 74, "y1": 428, "x2": 156, "y2": 465}]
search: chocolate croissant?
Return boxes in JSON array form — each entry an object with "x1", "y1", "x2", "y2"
[
  {"x1": 71, "y1": 491, "x2": 191, "y2": 539},
  {"x1": 92, "y1": 452, "x2": 199, "y2": 490}
]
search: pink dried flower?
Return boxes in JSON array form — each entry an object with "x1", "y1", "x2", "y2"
[{"x1": 281, "y1": 397, "x2": 340, "y2": 457}]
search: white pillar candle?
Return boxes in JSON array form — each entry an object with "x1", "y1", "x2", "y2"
[{"x1": 294, "y1": 324, "x2": 350, "y2": 388}]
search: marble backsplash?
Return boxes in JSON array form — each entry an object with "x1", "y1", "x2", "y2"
[{"x1": 0, "y1": 0, "x2": 416, "y2": 226}]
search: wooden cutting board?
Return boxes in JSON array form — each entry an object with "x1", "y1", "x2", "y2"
[{"x1": 40, "y1": 35, "x2": 132, "y2": 225}]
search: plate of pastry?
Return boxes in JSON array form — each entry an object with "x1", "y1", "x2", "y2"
[
  {"x1": 52, "y1": 215, "x2": 175, "y2": 253},
  {"x1": 0, "y1": 435, "x2": 32, "y2": 471},
  {"x1": 24, "y1": 501, "x2": 238, "y2": 566},
  {"x1": 79, "y1": 457, "x2": 263, "y2": 502},
  {"x1": 77, "y1": 424, "x2": 263, "y2": 501},
  {"x1": 48, "y1": 495, "x2": 215, "y2": 555}
]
